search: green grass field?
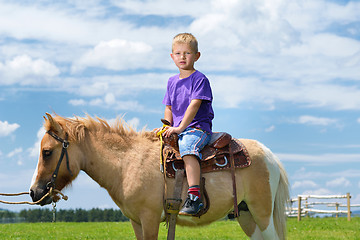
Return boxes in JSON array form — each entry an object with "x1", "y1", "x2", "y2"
[{"x1": 0, "y1": 217, "x2": 359, "y2": 239}]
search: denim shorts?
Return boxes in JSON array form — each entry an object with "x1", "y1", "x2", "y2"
[{"x1": 178, "y1": 127, "x2": 211, "y2": 159}]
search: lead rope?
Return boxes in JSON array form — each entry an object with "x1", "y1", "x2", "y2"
[
  {"x1": 157, "y1": 122, "x2": 169, "y2": 173},
  {"x1": 0, "y1": 188, "x2": 68, "y2": 205},
  {"x1": 156, "y1": 121, "x2": 172, "y2": 227},
  {"x1": 52, "y1": 202, "x2": 57, "y2": 222}
]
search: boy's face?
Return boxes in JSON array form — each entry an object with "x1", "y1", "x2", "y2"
[{"x1": 171, "y1": 43, "x2": 200, "y2": 71}]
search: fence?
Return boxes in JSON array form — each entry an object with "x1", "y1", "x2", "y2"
[{"x1": 287, "y1": 193, "x2": 360, "y2": 221}]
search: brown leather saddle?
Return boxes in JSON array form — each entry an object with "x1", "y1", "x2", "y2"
[
  {"x1": 162, "y1": 132, "x2": 252, "y2": 178},
  {"x1": 159, "y1": 119, "x2": 252, "y2": 218}
]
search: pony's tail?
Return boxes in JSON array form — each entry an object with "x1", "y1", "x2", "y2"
[{"x1": 273, "y1": 160, "x2": 290, "y2": 240}]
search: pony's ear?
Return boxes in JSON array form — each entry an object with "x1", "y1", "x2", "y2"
[{"x1": 45, "y1": 113, "x2": 63, "y2": 134}]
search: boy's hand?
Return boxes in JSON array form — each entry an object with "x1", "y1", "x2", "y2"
[
  {"x1": 152, "y1": 127, "x2": 162, "y2": 134},
  {"x1": 163, "y1": 126, "x2": 182, "y2": 138}
]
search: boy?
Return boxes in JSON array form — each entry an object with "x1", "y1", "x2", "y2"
[{"x1": 160, "y1": 33, "x2": 214, "y2": 216}]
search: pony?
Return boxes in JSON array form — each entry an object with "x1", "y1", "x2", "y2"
[{"x1": 30, "y1": 113, "x2": 289, "y2": 240}]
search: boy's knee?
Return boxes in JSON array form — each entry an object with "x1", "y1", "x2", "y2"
[{"x1": 182, "y1": 154, "x2": 199, "y2": 163}]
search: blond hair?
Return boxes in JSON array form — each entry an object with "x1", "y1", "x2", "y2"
[{"x1": 172, "y1": 33, "x2": 198, "y2": 53}]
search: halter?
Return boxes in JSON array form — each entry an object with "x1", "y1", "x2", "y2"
[{"x1": 46, "y1": 130, "x2": 73, "y2": 190}]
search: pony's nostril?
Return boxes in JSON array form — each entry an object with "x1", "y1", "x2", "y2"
[{"x1": 30, "y1": 189, "x2": 35, "y2": 200}]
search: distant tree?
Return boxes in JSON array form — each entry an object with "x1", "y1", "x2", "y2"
[
  {"x1": 10, "y1": 208, "x2": 129, "y2": 222},
  {"x1": 74, "y1": 208, "x2": 88, "y2": 222},
  {"x1": 0, "y1": 210, "x2": 17, "y2": 223},
  {"x1": 0, "y1": 210, "x2": 15, "y2": 219},
  {"x1": 89, "y1": 208, "x2": 102, "y2": 222},
  {"x1": 19, "y1": 209, "x2": 52, "y2": 223},
  {"x1": 63, "y1": 209, "x2": 75, "y2": 222}
]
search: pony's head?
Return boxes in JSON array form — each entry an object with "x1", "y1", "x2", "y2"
[{"x1": 30, "y1": 113, "x2": 82, "y2": 205}]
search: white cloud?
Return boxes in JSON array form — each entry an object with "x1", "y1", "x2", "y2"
[
  {"x1": 0, "y1": 120, "x2": 20, "y2": 137},
  {"x1": 357, "y1": 118, "x2": 360, "y2": 124},
  {"x1": 301, "y1": 188, "x2": 333, "y2": 196},
  {"x1": 265, "y1": 125, "x2": 275, "y2": 132},
  {"x1": 292, "y1": 180, "x2": 318, "y2": 189},
  {"x1": 72, "y1": 39, "x2": 153, "y2": 72},
  {"x1": 0, "y1": 169, "x2": 36, "y2": 190},
  {"x1": 189, "y1": 1, "x2": 360, "y2": 111},
  {"x1": 5, "y1": 147, "x2": 24, "y2": 166},
  {"x1": 0, "y1": 55, "x2": 60, "y2": 85},
  {"x1": 68, "y1": 99, "x2": 86, "y2": 106},
  {"x1": 89, "y1": 98, "x2": 104, "y2": 106},
  {"x1": 0, "y1": 1, "x2": 359, "y2": 112},
  {"x1": 211, "y1": 75, "x2": 360, "y2": 110},
  {"x1": 89, "y1": 97, "x2": 145, "y2": 112},
  {"x1": 291, "y1": 168, "x2": 360, "y2": 182},
  {"x1": 296, "y1": 115, "x2": 338, "y2": 126},
  {"x1": 28, "y1": 127, "x2": 46, "y2": 158},
  {"x1": 326, "y1": 177, "x2": 351, "y2": 188},
  {"x1": 104, "y1": 93, "x2": 116, "y2": 105},
  {"x1": 278, "y1": 153, "x2": 360, "y2": 163},
  {"x1": 66, "y1": 73, "x2": 169, "y2": 111},
  {"x1": 68, "y1": 74, "x2": 167, "y2": 99},
  {"x1": 283, "y1": 33, "x2": 360, "y2": 58},
  {"x1": 68, "y1": 92, "x2": 148, "y2": 112},
  {"x1": 7, "y1": 147, "x2": 23, "y2": 158},
  {"x1": 126, "y1": 117, "x2": 140, "y2": 130},
  {"x1": 77, "y1": 81, "x2": 109, "y2": 97},
  {"x1": 112, "y1": 0, "x2": 210, "y2": 17},
  {"x1": 0, "y1": 1, "x2": 133, "y2": 45},
  {"x1": 105, "y1": 116, "x2": 141, "y2": 131},
  {"x1": 353, "y1": 193, "x2": 360, "y2": 204}
]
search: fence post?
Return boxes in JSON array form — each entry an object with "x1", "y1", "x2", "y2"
[
  {"x1": 297, "y1": 196, "x2": 302, "y2": 221},
  {"x1": 334, "y1": 203, "x2": 339, "y2": 218},
  {"x1": 347, "y1": 193, "x2": 351, "y2": 221}
]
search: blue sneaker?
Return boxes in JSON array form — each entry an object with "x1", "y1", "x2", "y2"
[{"x1": 179, "y1": 194, "x2": 204, "y2": 216}]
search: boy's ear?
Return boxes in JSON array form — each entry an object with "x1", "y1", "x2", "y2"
[{"x1": 195, "y1": 52, "x2": 201, "y2": 62}]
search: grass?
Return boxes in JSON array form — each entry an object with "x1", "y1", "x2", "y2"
[
  {"x1": 287, "y1": 217, "x2": 360, "y2": 240},
  {"x1": 0, "y1": 217, "x2": 359, "y2": 239}
]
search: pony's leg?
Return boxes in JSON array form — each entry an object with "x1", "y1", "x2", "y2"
[
  {"x1": 245, "y1": 189, "x2": 280, "y2": 239},
  {"x1": 131, "y1": 220, "x2": 144, "y2": 240},
  {"x1": 130, "y1": 217, "x2": 161, "y2": 240},
  {"x1": 141, "y1": 220, "x2": 160, "y2": 240},
  {"x1": 237, "y1": 211, "x2": 264, "y2": 240},
  {"x1": 139, "y1": 208, "x2": 162, "y2": 240},
  {"x1": 259, "y1": 217, "x2": 279, "y2": 240}
]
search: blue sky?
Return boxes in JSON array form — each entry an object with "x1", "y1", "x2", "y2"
[{"x1": 1, "y1": 0, "x2": 360, "y2": 212}]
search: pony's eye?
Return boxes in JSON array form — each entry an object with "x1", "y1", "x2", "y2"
[{"x1": 42, "y1": 150, "x2": 52, "y2": 158}]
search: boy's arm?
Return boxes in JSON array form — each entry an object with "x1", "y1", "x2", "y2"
[
  {"x1": 153, "y1": 105, "x2": 173, "y2": 134},
  {"x1": 178, "y1": 99, "x2": 202, "y2": 131},
  {"x1": 163, "y1": 99, "x2": 202, "y2": 137},
  {"x1": 164, "y1": 105, "x2": 173, "y2": 125}
]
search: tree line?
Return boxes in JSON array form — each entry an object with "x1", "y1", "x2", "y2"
[{"x1": 0, "y1": 208, "x2": 129, "y2": 223}]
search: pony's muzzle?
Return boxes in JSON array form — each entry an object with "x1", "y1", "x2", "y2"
[{"x1": 30, "y1": 184, "x2": 53, "y2": 206}]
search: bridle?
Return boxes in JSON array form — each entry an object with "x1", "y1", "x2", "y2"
[{"x1": 46, "y1": 130, "x2": 73, "y2": 190}]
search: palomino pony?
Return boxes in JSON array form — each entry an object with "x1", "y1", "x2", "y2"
[{"x1": 30, "y1": 113, "x2": 289, "y2": 240}]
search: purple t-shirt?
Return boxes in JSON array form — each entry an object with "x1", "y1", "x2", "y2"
[{"x1": 162, "y1": 70, "x2": 214, "y2": 133}]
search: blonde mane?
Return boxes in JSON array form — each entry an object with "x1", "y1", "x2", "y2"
[{"x1": 44, "y1": 114, "x2": 157, "y2": 142}]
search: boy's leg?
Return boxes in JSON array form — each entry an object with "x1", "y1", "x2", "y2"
[
  {"x1": 183, "y1": 155, "x2": 201, "y2": 186},
  {"x1": 179, "y1": 154, "x2": 203, "y2": 215},
  {"x1": 178, "y1": 128, "x2": 210, "y2": 216}
]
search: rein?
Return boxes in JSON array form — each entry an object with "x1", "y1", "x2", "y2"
[
  {"x1": 46, "y1": 130, "x2": 73, "y2": 189},
  {"x1": 0, "y1": 188, "x2": 68, "y2": 205}
]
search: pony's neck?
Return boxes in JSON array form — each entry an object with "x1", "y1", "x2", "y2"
[
  {"x1": 81, "y1": 132, "x2": 131, "y2": 194},
  {"x1": 79, "y1": 130, "x2": 160, "y2": 205}
]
